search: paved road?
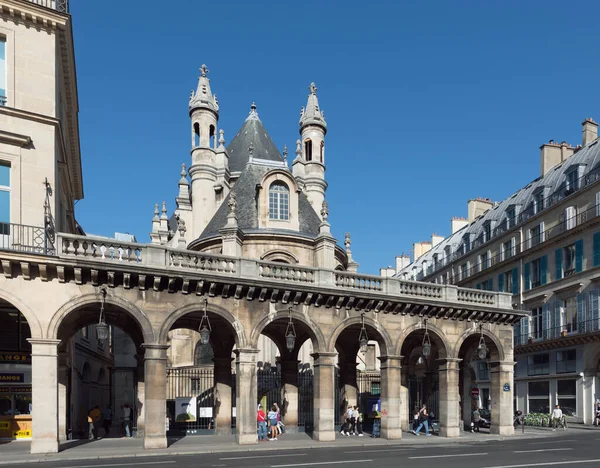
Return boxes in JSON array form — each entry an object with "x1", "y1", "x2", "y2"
[{"x1": 2, "y1": 431, "x2": 598, "y2": 468}]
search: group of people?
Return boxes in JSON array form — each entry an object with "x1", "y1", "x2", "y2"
[
  {"x1": 411, "y1": 404, "x2": 433, "y2": 436},
  {"x1": 257, "y1": 402, "x2": 285, "y2": 441},
  {"x1": 87, "y1": 403, "x2": 133, "y2": 440},
  {"x1": 340, "y1": 405, "x2": 364, "y2": 436}
]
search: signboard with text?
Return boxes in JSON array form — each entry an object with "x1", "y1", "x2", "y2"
[
  {"x1": 0, "y1": 373, "x2": 24, "y2": 383},
  {"x1": 0, "y1": 354, "x2": 30, "y2": 363},
  {"x1": 0, "y1": 386, "x2": 32, "y2": 393}
]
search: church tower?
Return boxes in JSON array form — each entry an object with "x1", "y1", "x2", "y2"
[
  {"x1": 188, "y1": 65, "x2": 229, "y2": 238},
  {"x1": 294, "y1": 83, "x2": 327, "y2": 219}
]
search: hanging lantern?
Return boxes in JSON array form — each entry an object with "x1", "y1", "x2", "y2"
[
  {"x1": 358, "y1": 312, "x2": 369, "y2": 354},
  {"x1": 95, "y1": 288, "x2": 109, "y2": 342},
  {"x1": 285, "y1": 306, "x2": 297, "y2": 352},
  {"x1": 477, "y1": 324, "x2": 488, "y2": 360},
  {"x1": 422, "y1": 319, "x2": 432, "y2": 357},
  {"x1": 199, "y1": 299, "x2": 212, "y2": 345}
]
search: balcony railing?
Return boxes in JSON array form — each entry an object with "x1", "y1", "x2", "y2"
[
  {"x1": 424, "y1": 165, "x2": 600, "y2": 279},
  {"x1": 515, "y1": 318, "x2": 600, "y2": 346},
  {"x1": 0, "y1": 222, "x2": 55, "y2": 255},
  {"x1": 26, "y1": 0, "x2": 69, "y2": 13}
]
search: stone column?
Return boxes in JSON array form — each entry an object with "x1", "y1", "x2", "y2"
[
  {"x1": 380, "y1": 355, "x2": 402, "y2": 439},
  {"x1": 213, "y1": 357, "x2": 233, "y2": 435},
  {"x1": 136, "y1": 363, "x2": 145, "y2": 437},
  {"x1": 400, "y1": 371, "x2": 409, "y2": 431},
  {"x1": 235, "y1": 348, "x2": 259, "y2": 445},
  {"x1": 583, "y1": 370, "x2": 597, "y2": 425},
  {"x1": 58, "y1": 352, "x2": 68, "y2": 442},
  {"x1": 438, "y1": 358, "x2": 461, "y2": 438},
  {"x1": 312, "y1": 352, "x2": 337, "y2": 441},
  {"x1": 142, "y1": 344, "x2": 169, "y2": 449},
  {"x1": 28, "y1": 339, "x2": 61, "y2": 454},
  {"x1": 490, "y1": 360, "x2": 515, "y2": 435},
  {"x1": 280, "y1": 359, "x2": 299, "y2": 432}
]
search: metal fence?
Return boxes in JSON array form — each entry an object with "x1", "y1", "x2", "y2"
[
  {"x1": 26, "y1": 0, "x2": 69, "y2": 13},
  {"x1": 408, "y1": 376, "x2": 439, "y2": 427},
  {"x1": 0, "y1": 222, "x2": 55, "y2": 255},
  {"x1": 516, "y1": 317, "x2": 600, "y2": 346},
  {"x1": 297, "y1": 370, "x2": 314, "y2": 431}
]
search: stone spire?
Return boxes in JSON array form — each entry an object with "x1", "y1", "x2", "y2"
[
  {"x1": 294, "y1": 139, "x2": 302, "y2": 161},
  {"x1": 150, "y1": 204, "x2": 161, "y2": 244},
  {"x1": 299, "y1": 82, "x2": 327, "y2": 131},
  {"x1": 345, "y1": 232, "x2": 359, "y2": 272},
  {"x1": 178, "y1": 163, "x2": 190, "y2": 199},
  {"x1": 189, "y1": 64, "x2": 219, "y2": 114},
  {"x1": 283, "y1": 145, "x2": 288, "y2": 165},
  {"x1": 246, "y1": 102, "x2": 260, "y2": 121}
]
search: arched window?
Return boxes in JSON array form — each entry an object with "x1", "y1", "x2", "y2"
[
  {"x1": 193, "y1": 122, "x2": 200, "y2": 147},
  {"x1": 269, "y1": 182, "x2": 289, "y2": 220},
  {"x1": 304, "y1": 139, "x2": 313, "y2": 161},
  {"x1": 209, "y1": 125, "x2": 216, "y2": 149}
]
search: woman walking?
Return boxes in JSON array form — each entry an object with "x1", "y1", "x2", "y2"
[{"x1": 411, "y1": 404, "x2": 432, "y2": 436}]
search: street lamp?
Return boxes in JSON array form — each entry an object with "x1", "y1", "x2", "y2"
[
  {"x1": 477, "y1": 324, "x2": 488, "y2": 360},
  {"x1": 422, "y1": 319, "x2": 432, "y2": 358},
  {"x1": 358, "y1": 312, "x2": 369, "y2": 354},
  {"x1": 199, "y1": 298, "x2": 211, "y2": 345},
  {"x1": 285, "y1": 306, "x2": 296, "y2": 352},
  {"x1": 95, "y1": 288, "x2": 109, "y2": 342}
]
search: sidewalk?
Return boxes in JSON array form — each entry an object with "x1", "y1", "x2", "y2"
[{"x1": 0, "y1": 428, "x2": 570, "y2": 466}]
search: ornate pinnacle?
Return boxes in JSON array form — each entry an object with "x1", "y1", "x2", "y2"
[
  {"x1": 295, "y1": 139, "x2": 302, "y2": 157},
  {"x1": 180, "y1": 163, "x2": 186, "y2": 178},
  {"x1": 161, "y1": 201, "x2": 167, "y2": 217},
  {"x1": 218, "y1": 128, "x2": 225, "y2": 146},
  {"x1": 283, "y1": 144, "x2": 288, "y2": 163},
  {"x1": 200, "y1": 64, "x2": 209, "y2": 77},
  {"x1": 154, "y1": 203, "x2": 159, "y2": 217},
  {"x1": 228, "y1": 191, "x2": 237, "y2": 214},
  {"x1": 248, "y1": 143, "x2": 254, "y2": 158},
  {"x1": 344, "y1": 232, "x2": 351, "y2": 251},
  {"x1": 309, "y1": 82, "x2": 318, "y2": 95},
  {"x1": 321, "y1": 201, "x2": 329, "y2": 221}
]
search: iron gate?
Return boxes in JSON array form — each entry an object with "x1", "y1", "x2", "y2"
[
  {"x1": 408, "y1": 376, "x2": 439, "y2": 428},
  {"x1": 297, "y1": 370, "x2": 313, "y2": 432}
]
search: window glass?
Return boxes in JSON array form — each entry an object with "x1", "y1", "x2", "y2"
[
  {"x1": 0, "y1": 307, "x2": 19, "y2": 351},
  {"x1": 531, "y1": 258, "x2": 541, "y2": 287},
  {"x1": 268, "y1": 182, "x2": 289, "y2": 221},
  {"x1": 531, "y1": 307, "x2": 542, "y2": 339},
  {"x1": 0, "y1": 394, "x2": 11, "y2": 415},
  {"x1": 477, "y1": 361, "x2": 489, "y2": 380},
  {"x1": 528, "y1": 381, "x2": 549, "y2": 413},
  {"x1": 503, "y1": 270, "x2": 513, "y2": 293},
  {"x1": 557, "y1": 379, "x2": 577, "y2": 416},
  {"x1": 0, "y1": 164, "x2": 9, "y2": 187},
  {"x1": 0, "y1": 190, "x2": 9, "y2": 224},
  {"x1": 556, "y1": 349, "x2": 577, "y2": 373},
  {"x1": 531, "y1": 225, "x2": 541, "y2": 247},
  {"x1": 562, "y1": 298, "x2": 577, "y2": 333},
  {"x1": 527, "y1": 354, "x2": 549, "y2": 376},
  {"x1": 0, "y1": 38, "x2": 5, "y2": 105},
  {"x1": 14, "y1": 393, "x2": 31, "y2": 415}
]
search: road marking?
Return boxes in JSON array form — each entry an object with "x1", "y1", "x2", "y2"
[
  {"x1": 483, "y1": 460, "x2": 600, "y2": 468},
  {"x1": 271, "y1": 460, "x2": 372, "y2": 467},
  {"x1": 65, "y1": 462, "x2": 176, "y2": 468},
  {"x1": 409, "y1": 452, "x2": 487, "y2": 459},
  {"x1": 221, "y1": 453, "x2": 307, "y2": 460},
  {"x1": 344, "y1": 448, "x2": 416, "y2": 453},
  {"x1": 514, "y1": 448, "x2": 573, "y2": 453},
  {"x1": 527, "y1": 439, "x2": 577, "y2": 445}
]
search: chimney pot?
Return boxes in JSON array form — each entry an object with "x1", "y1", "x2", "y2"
[{"x1": 582, "y1": 117, "x2": 599, "y2": 146}]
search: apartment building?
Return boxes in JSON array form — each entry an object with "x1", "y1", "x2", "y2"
[{"x1": 395, "y1": 118, "x2": 600, "y2": 424}]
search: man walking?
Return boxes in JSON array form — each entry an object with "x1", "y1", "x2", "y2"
[
  {"x1": 102, "y1": 405, "x2": 113, "y2": 437},
  {"x1": 552, "y1": 404, "x2": 564, "y2": 431},
  {"x1": 411, "y1": 404, "x2": 432, "y2": 436},
  {"x1": 122, "y1": 403, "x2": 132, "y2": 438}
]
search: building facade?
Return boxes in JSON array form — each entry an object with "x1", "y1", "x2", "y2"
[{"x1": 395, "y1": 117, "x2": 600, "y2": 425}]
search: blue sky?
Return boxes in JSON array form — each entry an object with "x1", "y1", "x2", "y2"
[{"x1": 71, "y1": 0, "x2": 600, "y2": 275}]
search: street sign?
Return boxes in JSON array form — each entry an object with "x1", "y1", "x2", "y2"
[
  {"x1": 470, "y1": 387, "x2": 480, "y2": 399},
  {"x1": 503, "y1": 383, "x2": 510, "y2": 392}
]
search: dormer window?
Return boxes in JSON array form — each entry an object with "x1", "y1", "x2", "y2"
[
  {"x1": 482, "y1": 222, "x2": 491, "y2": 243},
  {"x1": 565, "y1": 169, "x2": 578, "y2": 193},
  {"x1": 463, "y1": 234, "x2": 471, "y2": 253},
  {"x1": 269, "y1": 182, "x2": 289, "y2": 220},
  {"x1": 532, "y1": 191, "x2": 544, "y2": 214}
]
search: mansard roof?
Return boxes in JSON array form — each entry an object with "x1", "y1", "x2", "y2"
[
  {"x1": 190, "y1": 162, "x2": 322, "y2": 246},
  {"x1": 226, "y1": 104, "x2": 284, "y2": 173},
  {"x1": 400, "y1": 137, "x2": 600, "y2": 276}
]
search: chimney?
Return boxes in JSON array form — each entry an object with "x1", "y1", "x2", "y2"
[
  {"x1": 540, "y1": 140, "x2": 562, "y2": 176},
  {"x1": 467, "y1": 197, "x2": 493, "y2": 222},
  {"x1": 413, "y1": 241, "x2": 432, "y2": 260},
  {"x1": 582, "y1": 118, "x2": 598, "y2": 146},
  {"x1": 431, "y1": 233, "x2": 444, "y2": 247},
  {"x1": 395, "y1": 254, "x2": 411, "y2": 272},
  {"x1": 379, "y1": 267, "x2": 396, "y2": 278},
  {"x1": 451, "y1": 217, "x2": 468, "y2": 234}
]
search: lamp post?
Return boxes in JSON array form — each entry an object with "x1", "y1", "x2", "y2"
[
  {"x1": 358, "y1": 312, "x2": 369, "y2": 354},
  {"x1": 422, "y1": 319, "x2": 432, "y2": 358},
  {"x1": 285, "y1": 306, "x2": 296, "y2": 352},
  {"x1": 199, "y1": 298, "x2": 211, "y2": 345},
  {"x1": 95, "y1": 288, "x2": 109, "y2": 342}
]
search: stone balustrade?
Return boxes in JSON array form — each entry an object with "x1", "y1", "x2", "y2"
[{"x1": 55, "y1": 233, "x2": 512, "y2": 310}]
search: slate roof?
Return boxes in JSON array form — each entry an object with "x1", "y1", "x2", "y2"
[
  {"x1": 398, "y1": 137, "x2": 600, "y2": 276},
  {"x1": 226, "y1": 109, "x2": 284, "y2": 173}
]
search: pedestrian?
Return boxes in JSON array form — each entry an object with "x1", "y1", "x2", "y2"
[
  {"x1": 340, "y1": 405, "x2": 353, "y2": 436},
  {"x1": 371, "y1": 408, "x2": 381, "y2": 438},
  {"x1": 349, "y1": 405, "x2": 357, "y2": 435},
  {"x1": 411, "y1": 404, "x2": 431, "y2": 436},
  {"x1": 268, "y1": 405, "x2": 278, "y2": 441},
  {"x1": 472, "y1": 408, "x2": 481, "y2": 433},
  {"x1": 274, "y1": 402, "x2": 285, "y2": 435},
  {"x1": 257, "y1": 404, "x2": 267, "y2": 441},
  {"x1": 413, "y1": 408, "x2": 420, "y2": 431},
  {"x1": 122, "y1": 403, "x2": 132, "y2": 438},
  {"x1": 88, "y1": 406, "x2": 101, "y2": 440},
  {"x1": 595, "y1": 401, "x2": 600, "y2": 426},
  {"x1": 102, "y1": 404, "x2": 113, "y2": 437},
  {"x1": 353, "y1": 406, "x2": 363, "y2": 436},
  {"x1": 551, "y1": 404, "x2": 563, "y2": 431}
]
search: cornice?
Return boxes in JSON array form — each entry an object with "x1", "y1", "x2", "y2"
[{"x1": 0, "y1": 0, "x2": 69, "y2": 31}]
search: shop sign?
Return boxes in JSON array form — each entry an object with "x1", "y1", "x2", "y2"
[
  {"x1": 0, "y1": 386, "x2": 32, "y2": 393},
  {"x1": 0, "y1": 373, "x2": 24, "y2": 383},
  {"x1": 0, "y1": 354, "x2": 30, "y2": 363},
  {"x1": 12, "y1": 429, "x2": 31, "y2": 439},
  {"x1": 0, "y1": 421, "x2": 9, "y2": 430}
]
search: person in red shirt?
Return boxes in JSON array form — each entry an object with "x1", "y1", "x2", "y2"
[{"x1": 257, "y1": 404, "x2": 267, "y2": 441}]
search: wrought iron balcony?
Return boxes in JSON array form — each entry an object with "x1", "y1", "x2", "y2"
[
  {"x1": 0, "y1": 222, "x2": 55, "y2": 255},
  {"x1": 515, "y1": 318, "x2": 600, "y2": 348},
  {"x1": 25, "y1": 0, "x2": 69, "y2": 13}
]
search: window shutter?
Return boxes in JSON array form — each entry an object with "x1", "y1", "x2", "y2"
[
  {"x1": 594, "y1": 232, "x2": 600, "y2": 267},
  {"x1": 521, "y1": 317, "x2": 530, "y2": 341},
  {"x1": 577, "y1": 293, "x2": 588, "y2": 333},
  {"x1": 524, "y1": 262, "x2": 531, "y2": 291},
  {"x1": 514, "y1": 320, "x2": 521, "y2": 346},
  {"x1": 511, "y1": 237, "x2": 516, "y2": 256},
  {"x1": 487, "y1": 277, "x2": 493, "y2": 291},
  {"x1": 542, "y1": 303, "x2": 550, "y2": 340},
  {"x1": 575, "y1": 239, "x2": 584, "y2": 272},
  {"x1": 540, "y1": 255, "x2": 547, "y2": 285},
  {"x1": 552, "y1": 301, "x2": 561, "y2": 338},
  {"x1": 555, "y1": 248, "x2": 563, "y2": 280},
  {"x1": 512, "y1": 268, "x2": 519, "y2": 295},
  {"x1": 590, "y1": 289, "x2": 600, "y2": 332},
  {"x1": 498, "y1": 273, "x2": 504, "y2": 293},
  {"x1": 539, "y1": 221, "x2": 545, "y2": 242}
]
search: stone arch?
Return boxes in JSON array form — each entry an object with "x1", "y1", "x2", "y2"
[
  {"x1": 250, "y1": 309, "x2": 327, "y2": 353},
  {"x1": 395, "y1": 321, "x2": 452, "y2": 359},
  {"x1": 0, "y1": 288, "x2": 43, "y2": 339},
  {"x1": 159, "y1": 302, "x2": 247, "y2": 348},
  {"x1": 47, "y1": 292, "x2": 156, "y2": 344},
  {"x1": 454, "y1": 326, "x2": 506, "y2": 361},
  {"x1": 327, "y1": 314, "x2": 394, "y2": 356},
  {"x1": 260, "y1": 249, "x2": 299, "y2": 264}
]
